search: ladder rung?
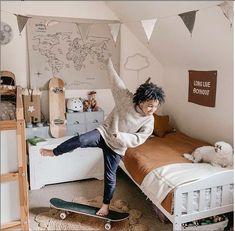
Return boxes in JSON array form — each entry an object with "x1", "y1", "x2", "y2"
[
  {"x1": 1, "y1": 220, "x2": 21, "y2": 230},
  {"x1": 0, "y1": 172, "x2": 19, "y2": 182},
  {"x1": 0, "y1": 121, "x2": 17, "y2": 131}
]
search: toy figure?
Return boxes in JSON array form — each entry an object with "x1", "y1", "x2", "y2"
[{"x1": 88, "y1": 91, "x2": 99, "y2": 111}]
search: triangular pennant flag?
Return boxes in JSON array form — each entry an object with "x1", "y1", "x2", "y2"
[
  {"x1": 178, "y1": 10, "x2": 198, "y2": 36},
  {"x1": 218, "y1": 1, "x2": 233, "y2": 28},
  {"x1": 108, "y1": 23, "x2": 120, "y2": 43},
  {"x1": 141, "y1": 18, "x2": 157, "y2": 42},
  {"x1": 14, "y1": 14, "x2": 30, "y2": 35},
  {"x1": 75, "y1": 23, "x2": 92, "y2": 42}
]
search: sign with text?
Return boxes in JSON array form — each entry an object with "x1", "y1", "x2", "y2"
[{"x1": 188, "y1": 70, "x2": 217, "y2": 107}]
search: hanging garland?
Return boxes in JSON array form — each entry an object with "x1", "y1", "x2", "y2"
[{"x1": 1, "y1": 1, "x2": 233, "y2": 45}]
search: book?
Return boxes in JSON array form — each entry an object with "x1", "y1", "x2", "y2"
[{"x1": 27, "y1": 136, "x2": 47, "y2": 146}]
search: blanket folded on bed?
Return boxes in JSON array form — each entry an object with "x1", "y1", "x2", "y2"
[
  {"x1": 140, "y1": 163, "x2": 226, "y2": 205},
  {"x1": 123, "y1": 132, "x2": 208, "y2": 185}
]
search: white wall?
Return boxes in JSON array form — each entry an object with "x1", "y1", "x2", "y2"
[
  {"x1": 163, "y1": 65, "x2": 233, "y2": 145},
  {"x1": 120, "y1": 25, "x2": 164, "y2": 102},
  {"x1": 1, "y1": 1, "x2": 164, "y2": 120},
  {"x1": 160, "y1": 6, "x2": 233, "y2": 145}
]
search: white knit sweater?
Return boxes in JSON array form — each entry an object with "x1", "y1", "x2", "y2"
[{"x1": 97, "y1": 59, "x2": 154, "y2": 156}]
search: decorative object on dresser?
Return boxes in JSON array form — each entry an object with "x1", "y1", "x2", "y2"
[
  {"x1": 67, "y1": 97, "x2": 83, "y2": 113},
  {"x1": 27, "y1": 136, "x2": 104, "y2": 190},
  {"x1": 66, "y1": 110, "x2": 104, "y2": 136},
  {"x1": 80, "y1": 91, "x2": 101, "y2": 112},
  {"x1": 88, "y1": 90, "x2": 99, "y2": 111},
  {"x1": 82, "y1": 99, "x2": 90, "y2": 112}
]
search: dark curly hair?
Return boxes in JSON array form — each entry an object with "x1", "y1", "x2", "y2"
[{"x1": 133, "y1": 78, "x2": 165, "y2": 105}]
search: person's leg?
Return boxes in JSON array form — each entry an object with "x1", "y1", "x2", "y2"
[
  {"x1": 40, "y1": 129, "x2": 101, "y2": 156},
  {"x1": 96, "y1": 145, "x2": 122, "y2": 216}
]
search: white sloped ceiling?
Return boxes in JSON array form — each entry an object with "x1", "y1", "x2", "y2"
[{"x1": 106, "y1": 1, "x2": 232, "y2": 67}]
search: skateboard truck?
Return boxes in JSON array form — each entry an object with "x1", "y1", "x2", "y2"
[
  {"x1": 52, "y1": 119, "x2": 66, "y2": 125},
  {"x1": 58, "y1": 210, "x2": 112, "y2": 230},
  {"x1": 50, "y1": 87, "x2": 65, "y2": 93}
]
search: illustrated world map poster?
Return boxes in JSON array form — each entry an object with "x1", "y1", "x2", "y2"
[{"x1": 26, "y1": 15, "x2": 120, "y2": 90}]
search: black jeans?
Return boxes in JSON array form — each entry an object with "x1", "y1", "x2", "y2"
[{"x1": 53, "y1": 129, "x2": 122, "y2": 205}]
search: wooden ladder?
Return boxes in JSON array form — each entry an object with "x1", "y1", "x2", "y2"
[{"x1": 0, "y1": 86, "x2": 29, "y2": 230}]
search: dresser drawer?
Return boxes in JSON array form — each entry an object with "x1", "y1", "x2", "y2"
[
  {"x1": 66, "y1": 124, "x2": 86, "y2": 136},
  {"x1": 66, "y1": 112, "x2": 86, "y2": 125},
  {"x1": 86, "y1": 123, "x2": 101, "y2": 132},
  {"x1": 85, "y1": 111, "x2": 104, "y2": 124}
]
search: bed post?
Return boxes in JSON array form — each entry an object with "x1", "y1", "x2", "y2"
[{"x1": 173, "y1": 188, "x2": 183, "y2": 231}]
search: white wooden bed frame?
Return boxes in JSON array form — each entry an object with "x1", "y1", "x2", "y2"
[{"x1": 119, "y1": 161, "x2": 233, "y2": 230}]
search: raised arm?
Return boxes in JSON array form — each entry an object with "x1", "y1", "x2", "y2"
[{"x1": 107, "y1": 58, "x2": 127, "y2": 94}]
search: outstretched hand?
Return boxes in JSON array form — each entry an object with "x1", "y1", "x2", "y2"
[
  {"x1": 40, "y1": 148, "x2": 55, "y2": 157},
  {"x1": 107, "y1": 57, "x2": 113, "y2": 67}
]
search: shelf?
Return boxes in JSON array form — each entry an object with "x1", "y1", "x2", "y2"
[{"x1": 0, "y1": 88, "x2": 16, "y2": 96}]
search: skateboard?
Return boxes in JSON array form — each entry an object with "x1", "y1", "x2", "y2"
[
  {"x1": 50, "y1": 198, "x2": 129, "y2": 230},
  {"x1": 49, "y1": 77, "x2": 66, "y2": 138}
]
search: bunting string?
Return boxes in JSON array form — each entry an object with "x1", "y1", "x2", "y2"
[
  {"x1": 2, "y1": 1, "x2": 225, "y2": 24},
  {"x1": 120, "y1": 3, "x2": 222, "y2": 23},
  {"x1": 1, "y1": 1, "x2": 233, "y2": 43}
]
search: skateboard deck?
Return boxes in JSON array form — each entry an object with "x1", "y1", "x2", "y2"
[
  {"x1": 49, "y1": 78, "x2": 66, "y2": 138},
  {"x1": 50, "y1": 198, "x2": 129, "y2": 230}
]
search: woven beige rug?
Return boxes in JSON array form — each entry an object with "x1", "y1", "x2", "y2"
[{"x1": 34, "y1": 195, "x2": 149, "y2": 231}]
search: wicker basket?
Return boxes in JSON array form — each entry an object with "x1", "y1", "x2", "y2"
[{"x1": 182, "y1": 217, "x2": 228, "y2": 231}]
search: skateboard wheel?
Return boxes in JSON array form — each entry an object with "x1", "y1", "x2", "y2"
[
  {"x1": 60, "y1": 212, "x2": 67, "y2": 220},
  {"x1": 104, "y1": 222, "x2": 111, "y2": 230}
]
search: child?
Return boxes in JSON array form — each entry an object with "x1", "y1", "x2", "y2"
[{"x1": 40, "y1": 58, "x2": 165, "y2": 216}]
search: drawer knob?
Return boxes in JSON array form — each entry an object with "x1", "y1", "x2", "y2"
[
  {"x1": 74, "y1": 121, "x2": 80, "y2": 124},
  {"x1": 93, "y1": 119, "x2": 98, "y2": 123}
]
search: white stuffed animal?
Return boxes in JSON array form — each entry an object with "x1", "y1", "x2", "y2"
[{"x1": 183, "y1": 141, "x2": 233, "y2": 168}]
